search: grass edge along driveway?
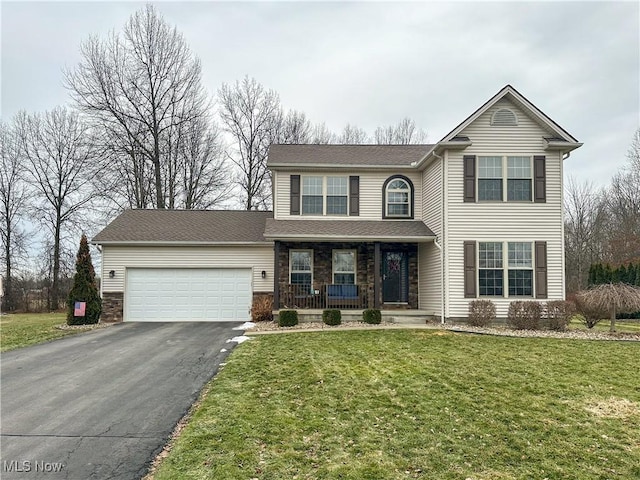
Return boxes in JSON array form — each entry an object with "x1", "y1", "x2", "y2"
[
  {"x1": 153, "y1": 329, "x2": 640, "y2": 480},
  {"x1": 0, "y1": 312, "x2": 97, "y2": 352}
]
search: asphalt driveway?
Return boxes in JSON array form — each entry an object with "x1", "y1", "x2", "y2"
[{"x1": 1, "y1": 322, "x2": 246, "y2": 479}]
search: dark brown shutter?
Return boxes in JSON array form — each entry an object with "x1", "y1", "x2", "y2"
[
  {"x1": 463, "y1": 155, "x2": 476, "y2": 202},
  {"x1": 534, "y1": 156, "x2": 546, "y2": 203},
  {"x1": 349, "y1": 176, "x2": 359, "y2": 216},
  {"x1": 290, "y1": 175, "x2": 300, "y2": 215},
  {"x1": 464, "y1": 241, "x2": 476, "y2": 298},
  {"x1": 535, "y1": 241, "x2": 548, "y2": 299}
]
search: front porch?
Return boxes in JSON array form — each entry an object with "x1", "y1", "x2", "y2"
[{"x1": 274, "y1": 241, "x2": 420, "y2": 311}]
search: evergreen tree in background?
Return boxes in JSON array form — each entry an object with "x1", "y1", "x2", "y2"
[{"x1": 67, "y1": 234, "x2": 101, "y2": 325}]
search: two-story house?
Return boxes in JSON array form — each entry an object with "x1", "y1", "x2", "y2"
[{"x1": 93, "y1": 85, "x2": 581, "y2": 323}]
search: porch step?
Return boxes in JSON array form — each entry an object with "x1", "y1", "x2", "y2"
[{"x1": 274, "y1": 310, "x2": 434, "y2": 325}]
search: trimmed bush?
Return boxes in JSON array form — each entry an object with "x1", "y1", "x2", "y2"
[
  {"x1": 545, "y1": 300, "x2": 575, "y2": 331},
  {"x1": 322, "y1": 309, "x2": 342, "y2": 326},
  {"x1": 251, "y1": 295, "x2": 273, "y2": 322},
  {"x1": 507, "y1": 301, "x2": 542, "y2": 330},
  {"x1": 363, "y1": 309, "x2": 382, "y2": 324},
  {"x1": 278, "y1": 310, "x2": 298, "y2": 327},
  {"x1": 468, "y1": 299, "x2": 496, "y2": 327}
]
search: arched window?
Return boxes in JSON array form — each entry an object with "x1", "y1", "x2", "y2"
[{"x1": 383, "y1": 176, "x2": 413, "y2": 218}]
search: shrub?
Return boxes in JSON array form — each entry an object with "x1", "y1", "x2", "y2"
[
  {"x1": 468, "y1": 299, "x2": 496, "y2": 327},
  {"x1": 363, "y1": 309, "x2": 382, "y2": 324},
  {"x1": 574, "y1": 295, "x2": 605, "y2": 329},
  {"x1": 545, "y1": 300, "x2": 575, "y2": 331},
  {"x1": 322, "y1": 309, "x2": 342, "y2": 326},
  {"x1": 251, "y1": 295, "x2": 273, "y2": 322},
  {"x1": 67, "y1": 234, "x2": 101, "y2": 325},
  {"x1": 507, "y1": 301, "x2": 542, "y2": 330},
  {"x1": 278, "y1": 310, "x2": 298, "y2": 327}
]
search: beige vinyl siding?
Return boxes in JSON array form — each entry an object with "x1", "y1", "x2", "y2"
[
  {"x1": 101, "y1": 245, "x2": 274, "y2": 293},
  {"x1": 418, "y1": 242, "x2": 441, "y2": 314},
  {"x1": 418, "y1": 158, "x2": 443, "y2": 313},
  {"x1": 445, "y1": 98, "x2": 565, "y2": 318},
  {"x1": 273, "y1": 169, "x2": 422, "y2": 220}
]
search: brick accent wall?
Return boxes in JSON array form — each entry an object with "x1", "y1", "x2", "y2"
[
  {"x1": 277, "y1": 241, "x2": 418, "y2": 309},
  {"x1": 101, "y1": 292, "x2": 124, "y2": 323}
]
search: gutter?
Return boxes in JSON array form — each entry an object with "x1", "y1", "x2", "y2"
[
  {"x1": 91, "y1": 241, "x2": 274, "y2": 247},
  {"x1": 263, "y1": 235, "x2": 436, "y2": 243}
]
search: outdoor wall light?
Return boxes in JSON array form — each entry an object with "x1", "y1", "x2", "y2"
[
  {"x1": 261, "y1": 270, "x2": 266, "y2": 279},
  {"x1": 109, "y1": 270, "x2": 116, "y2": 279}
]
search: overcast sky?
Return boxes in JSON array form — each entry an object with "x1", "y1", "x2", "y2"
[{"x1": 1, "y1": 1, "x2": 639, "y2": 188}]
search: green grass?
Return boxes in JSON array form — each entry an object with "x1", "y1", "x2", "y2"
[
  {"x1": 154, "y1": 330, "x2": 640, "y2": 480},
  {"x1": 569, "y1": 317, "x2": 640, "y2": 333},
  {"x1": 0, "y1": 312, "x2": 81, "y2": 352}
]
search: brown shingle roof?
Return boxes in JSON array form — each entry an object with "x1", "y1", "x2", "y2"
[
  {"x1": 267, "y1": 144, "x2": 435, "y2": 167},
  {"x1": 92, "y1": 210, "x2": 273, "y2": 244},
  {"x1": 264, "y1": 218, "x2": 435, "y2": 241}
]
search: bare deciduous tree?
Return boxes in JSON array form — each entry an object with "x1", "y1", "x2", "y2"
[
  {"x1": 17, "y1": 107, "x2": 98, "y2": 311},
  {"x1": 603, "y1": 128, "x2": 640, "y2": 264},
  {"x1": 0, "y1": 119, "x2": 30, "y2": 311},
  {"x1": 337, "y1": 123, "x2": 370, "y2": 144},
  {"x1": 374, "y1": 117, "x2": 427, "y2": 144},
  {"x1": 218, "y1": 76, "x2": 282, "y2": 210},
  {"x1": 564, "y1": 176, "x2": 607, "y2": 291},
  {"x1": 65, "y1": 4, "x2": 209, "y2": 210},
  {"x1": 176, "y1": 117, "x2": 231, "y2": 209},
  {"x1": 278, "y1": 110, "x2": 313, "y2": 144},
  {"x1": 310, "y1": 122, "x2": 337, "y2": 144}
]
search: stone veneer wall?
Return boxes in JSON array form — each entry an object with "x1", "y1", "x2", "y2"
[
  {"x1": 101, "y1": 292, "x2": 124, "y2": 323},
  {"x1": 277, "y1": 242, "x2": 418, "y2": 309}
]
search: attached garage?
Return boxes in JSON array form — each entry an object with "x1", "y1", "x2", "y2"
[
  {"x1": 125, "y1": 268, "x2": 252, "y2": 322},
  {"x1": 92, "y1": 210, "x2": 275, "y2": 323}
]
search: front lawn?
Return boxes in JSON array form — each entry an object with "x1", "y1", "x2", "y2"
[
  {"x1": 0, "y1": 312, "x2": 78, "y2": 352},
  {"x1": 154, "y1": 330, "x2": 640, "y2": 480}
]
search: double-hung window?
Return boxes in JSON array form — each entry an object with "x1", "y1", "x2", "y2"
[
  {"x1": 478, "y1": 157, "x2": 503, "y2": 201},
  {"x1": 478, "y1": 242, "x2": 503, "y2": 296},
  {"x1": 301, "y1": 176, "x2": 348, "y2": 215},
  {"x1": 507, "y1": 157, "x2": 532, "y2": 201},
  {"x1": 332, "y1": 250, "x2": 356, "y2": 284},
  {"x1": 326, "y1": 177, "x2": 348, "y2": 215},
  {"x1": 477, "y1": 156, "x2": 533, "y2": 202},
  {"x1": 290, "y1": 250, "x2": 312, "y2": 287},
  {"x1": 478, "y1": 241, "x2": 534, "y2": 297},
  {"x1": 508, "y1": 242, "x2": 533, "y2": 296},
  {"x1": 301, "y1": 177, "x2": 323, "y2": 215}
]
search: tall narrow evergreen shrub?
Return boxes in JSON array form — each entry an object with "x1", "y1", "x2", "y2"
[{"x1": 67, "y1": 234, "x2": 102, "y2": 325}]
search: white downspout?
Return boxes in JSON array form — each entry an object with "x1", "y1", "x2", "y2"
[{"x1": 432, "y1": 151, "x2": 446, "y2": 325}]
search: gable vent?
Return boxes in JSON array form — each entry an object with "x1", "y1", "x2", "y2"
[{"x1": 491, "y1": 108, "x2": 517, "y2": 126}]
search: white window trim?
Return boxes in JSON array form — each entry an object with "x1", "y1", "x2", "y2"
[
  {"x1": 385, "y1": 178, "x2": 412, "y2": 218},
  {"x1": 301, "y1": 175, "x2": 349, "y2": 216},
  {"x1": 477, "y1": 155, "x2": 533, "y2": 203},
  {"x1": 332, "y1": 249, "x2": 357, "y2": 285},
  {"x1": 477, "y1": 241, "x2": 535, "y2": 298},
  {"x1": 289, "y1": 249, "x2": 313, "y2": 286}
]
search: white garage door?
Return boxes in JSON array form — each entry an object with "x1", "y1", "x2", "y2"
[{"x1": 125, "y1": 268, "x2": 252, "y2": 322}]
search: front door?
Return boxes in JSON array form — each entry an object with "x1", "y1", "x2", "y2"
[{"x1": 382, "y1": 251, "x2": 408, "y2": 303}]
